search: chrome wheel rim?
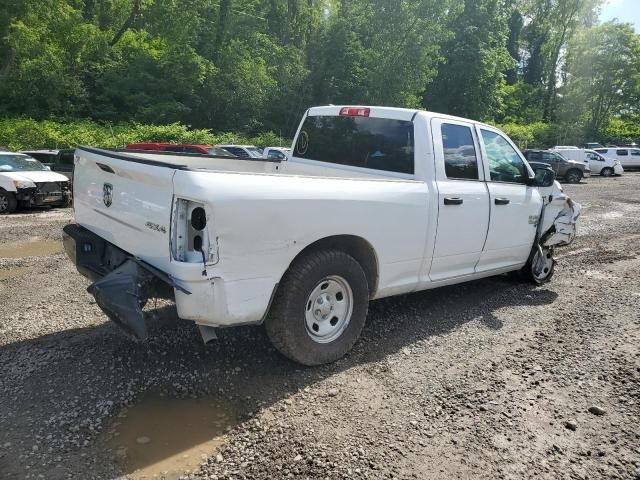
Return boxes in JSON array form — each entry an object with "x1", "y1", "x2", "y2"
[
  {"x1": 304, "y1": 275, "x2": 353, "y2": 344},
  {"x1": 601, "y1": 168, "x2": 612, "y2": 177},
  {"x1": 532, "y1": 247, "x2": 554, "y2": 281}
]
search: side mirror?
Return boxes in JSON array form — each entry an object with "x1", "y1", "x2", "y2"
[{"x1": 528, "y1": 166, "x2": 555, "y2": 187}]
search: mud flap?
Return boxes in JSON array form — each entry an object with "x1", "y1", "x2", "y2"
[{"x1": 87, "y1": 259, "x2": 153, "y2": 340}]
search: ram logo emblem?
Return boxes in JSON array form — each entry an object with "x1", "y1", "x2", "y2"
[{"x1": 103, "y1": 183, "x2": 113, "y2": 208}]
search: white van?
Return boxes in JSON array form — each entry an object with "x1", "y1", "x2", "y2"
[
  {"x1": 553, "y1": 147, "x2": 623, "y2": 176},
  {"x1": 594, "y1": 147, "x2": 640, "y2": 169}
]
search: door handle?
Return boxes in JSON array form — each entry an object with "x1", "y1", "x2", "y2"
[
  {"x1": 495, "y1": 198, "x2": 510, "y2": 205},
  {"x1": 444, "y1": 197, "x2": 463, "y2": 205}
]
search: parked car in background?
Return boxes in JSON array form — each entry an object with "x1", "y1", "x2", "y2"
[
  {"x1": 63, "y1": 105, "x2": 581, "y2": 365},
  {"x1": 584, "y1": 142, "x2": 605, "y2": 150},
  {"x1": 594, "y1": 147, "x2": 640, "y2": 169},
  {"x1": 522, "y1": 149, "x2": 590, "y2": 183},
  {"x1": 552, "y1": 147, "x2": 623, "y2": 176},
  {"x1": 20, "y1": 149, "x2": 76, "y2": 179},
  {"x1": 263, "y1": 147, "x2": 291, "y2": 161},
  {"x1": 0, "y1": 152, "x2": 71, "y2": 214},
  {"x1": 125, "y1": 143, "x2": 236, "y2": 158},
  {"x1": 218, "y1": 145, "x2": 264, "y2": 159}
]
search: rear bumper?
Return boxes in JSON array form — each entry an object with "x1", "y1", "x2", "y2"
[{"x1": 63, "y1": 224, "x2": 274, "y2": 335}]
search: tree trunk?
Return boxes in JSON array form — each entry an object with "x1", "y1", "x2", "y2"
[
  {"x1": 214, "y1": 0, "x2": 232, "y2": 59},
  {"x1": 110, "y1": 0, "x2": 142, "y2": 47}
]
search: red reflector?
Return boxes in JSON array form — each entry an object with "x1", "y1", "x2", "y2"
[{"x1": 339, "y1": 107, "x2": 370, "y2": 117}]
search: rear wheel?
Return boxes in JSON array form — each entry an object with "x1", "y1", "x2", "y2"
[
  {"x1": 565, "y1": 169, "x2": 582, "y2": 184},
  {"x1": 266, "y1": 250, "x2": 369, "y2": 366},
  {"x1": 0, "y1": 190, "x2": 17, "y2": 214},
  {"x1": 600, "y1": 167, "x2": 614, "y2": 177}
]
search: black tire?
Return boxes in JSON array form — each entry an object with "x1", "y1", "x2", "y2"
[
  {"x1": 0, "y1": 189, "x2": 17, "y2": 214},
  {"x1": 266, "y1": 250, "x2": 369, "y2": 366},
  {"x1": 518, "y1": 245, "x2": 555, "y2": 285},
  {"x1": 600, "y1": 167, "x2": 614, "y2": 177},
  {"x1": 565, "y1": 169, "x2": 582, "y2": 184}
]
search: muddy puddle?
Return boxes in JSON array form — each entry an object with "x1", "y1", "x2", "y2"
[
  {"x1": 0, "y1": 238, "x2": 62, "y2": 258},
  {"x1": 107, "y1": 395, "x2": 238, "y2": 479},
  {"x1": 0, "y1": 266, "x2": 32, "y2": 280}
]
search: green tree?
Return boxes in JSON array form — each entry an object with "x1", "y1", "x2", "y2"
[
  {"x1": 423, "y1": 0, "x2": 514, "y2": 120},
  {"x1": 561, "y1": 22, "x2": 640, "y2": 139}
]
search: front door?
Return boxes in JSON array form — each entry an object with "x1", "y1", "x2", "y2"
[
  {"x1": 428, "y1": 119, "x2": 490, "y2": 281},
  {"x1": 475, "y1": 127, "x2": 543, "y2": 272}
]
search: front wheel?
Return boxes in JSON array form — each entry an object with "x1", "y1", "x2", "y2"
[
  {"x1": 0, "y1": 190, "x2": 17, "y2": 214},
  {"x1": 565, "y1": 169, "x2": 582, "y2": 184},
  {"x1": 522, "y1": 245, "x2": 555, "y2": 285},
  {"x1": 600, "y1": 167, "x2": 614, "y2": 177},
  {"x1": 266, "y1": 250, "x2": 369, "y2": 366}
]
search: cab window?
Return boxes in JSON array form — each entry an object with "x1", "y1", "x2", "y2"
[
  {"x1": 294, "y1": 115, "x2": 414, "y2": 174},
  {"x1": 480, "y1": 130, "x2": 528, "y2": 184},
  {"x1": 441, "y1": 124, "x2": 479, "y2": 180}
]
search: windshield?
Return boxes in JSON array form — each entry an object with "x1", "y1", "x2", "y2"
[
  {"x1": 207, "y1": 147, "x2": 236, "y2": 157},
  {"x1": 0, "y1": 154, "x2": 48, "y2": 172},
  {"x1": 246, "y1": 147, "x2": 264, "y2": 157}
]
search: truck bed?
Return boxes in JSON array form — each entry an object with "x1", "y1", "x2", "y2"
[{"x1": 102, "y1": 147, "x2": 401, "y2": 181}]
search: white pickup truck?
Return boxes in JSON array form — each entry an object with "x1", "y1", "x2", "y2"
[{"x1": 63, "y1": 106, "x2": 580, "y2": 365}]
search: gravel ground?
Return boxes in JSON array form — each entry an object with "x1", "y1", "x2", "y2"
[{"x1": 0, "y1": 174, "x2": 639, "y2": 480}]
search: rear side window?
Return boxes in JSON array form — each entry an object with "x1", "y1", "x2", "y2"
[
  {"x1": 294, "y1": 115, "x2": 414, "y2": 174},
  {"x1": 59, "y1": 151, "x2": 74, "y2": 165},
  {"x1": 631, "y1": 150, "x2": 640, "y2": 156},
  {"x1": 617, "y1": 149, "x2": 628, "y2": 156},
  {"x1": 224, "y1": 147, "x2": 250, "y2": 159},
  {"x1": 183, "y1": 147, "x2": 203, "y2": 154},
  {"x1": 594, "y1": 149, "x2": 608, "y2": 154},
  {"x1": 29, "y1": 153, "x2": 55, "y2": 163},
  {"x1": 163, "y1": 146, "x2": 184, "y2": 153},
  {"x1": 441, "y1": 124, "x2": 479, "y2": 180},
  {"x1": 525, "y1": 151, "x2": 541, "y2": 162},
  {"x1": 480, "y1": 130, "x2": 528, "y2": 184}
]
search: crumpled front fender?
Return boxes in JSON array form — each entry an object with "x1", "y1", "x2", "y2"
[{"x1": 538, "y1": 182, "x2": 582, "y2": 248}]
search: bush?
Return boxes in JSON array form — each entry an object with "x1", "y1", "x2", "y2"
[{"x1": 0, "y1": 118, "x2": 290, "y2": 151}]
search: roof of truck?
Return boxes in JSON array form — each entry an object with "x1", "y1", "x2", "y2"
[{"x1": 307, "y1": 105, "x2": 496, "y2": 129}]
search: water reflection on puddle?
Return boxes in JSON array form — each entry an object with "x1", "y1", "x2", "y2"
[
  {"x1": 0, "y1": 238, "x2": 62, "y2": 258},
  {"x1": 108, "y1": 395, "x2": 238, "y2": 479}
]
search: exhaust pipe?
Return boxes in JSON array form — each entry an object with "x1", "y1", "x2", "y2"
[{"x1": 198, "y1": 325, "x2": 218, "y2": 345}]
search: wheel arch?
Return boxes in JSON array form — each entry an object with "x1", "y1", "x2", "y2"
[{"x1": 286, "y1": 235, "x2": 379, "y2": 298}]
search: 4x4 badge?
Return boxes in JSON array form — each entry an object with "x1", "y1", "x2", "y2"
[{"x1": 103, "y1": 183, "x2": 113, "y2": 207}]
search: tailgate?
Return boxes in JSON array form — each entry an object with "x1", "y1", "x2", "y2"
[{"x1": 73, "y1": 147, "x2": 179, "y2": 272}]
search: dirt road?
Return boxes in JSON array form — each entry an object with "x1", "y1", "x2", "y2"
[{"x1": 1, "y1": 175, "x2": 639, "y2": 479}]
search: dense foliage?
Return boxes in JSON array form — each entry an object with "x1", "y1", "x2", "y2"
[{"x1": 1, "y1": 0, "x2": 638, "y2": 148}]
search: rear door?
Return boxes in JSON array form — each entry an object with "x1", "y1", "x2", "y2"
[
  {"x1": 629, "y1": 149, "x2": 640, "y2": 167},
  {"x1": 429, "y1": 119, "x2": 490, "y2": 281},
  {"x1": 586, "y1": 151, "x2": 606, "y2": 174},
  {"x1": 616, "y1": 149, "x2": 630, "y2": 167},
  {"x1": 476, "y1": 127, "x2": 542, "y2": 272}
]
